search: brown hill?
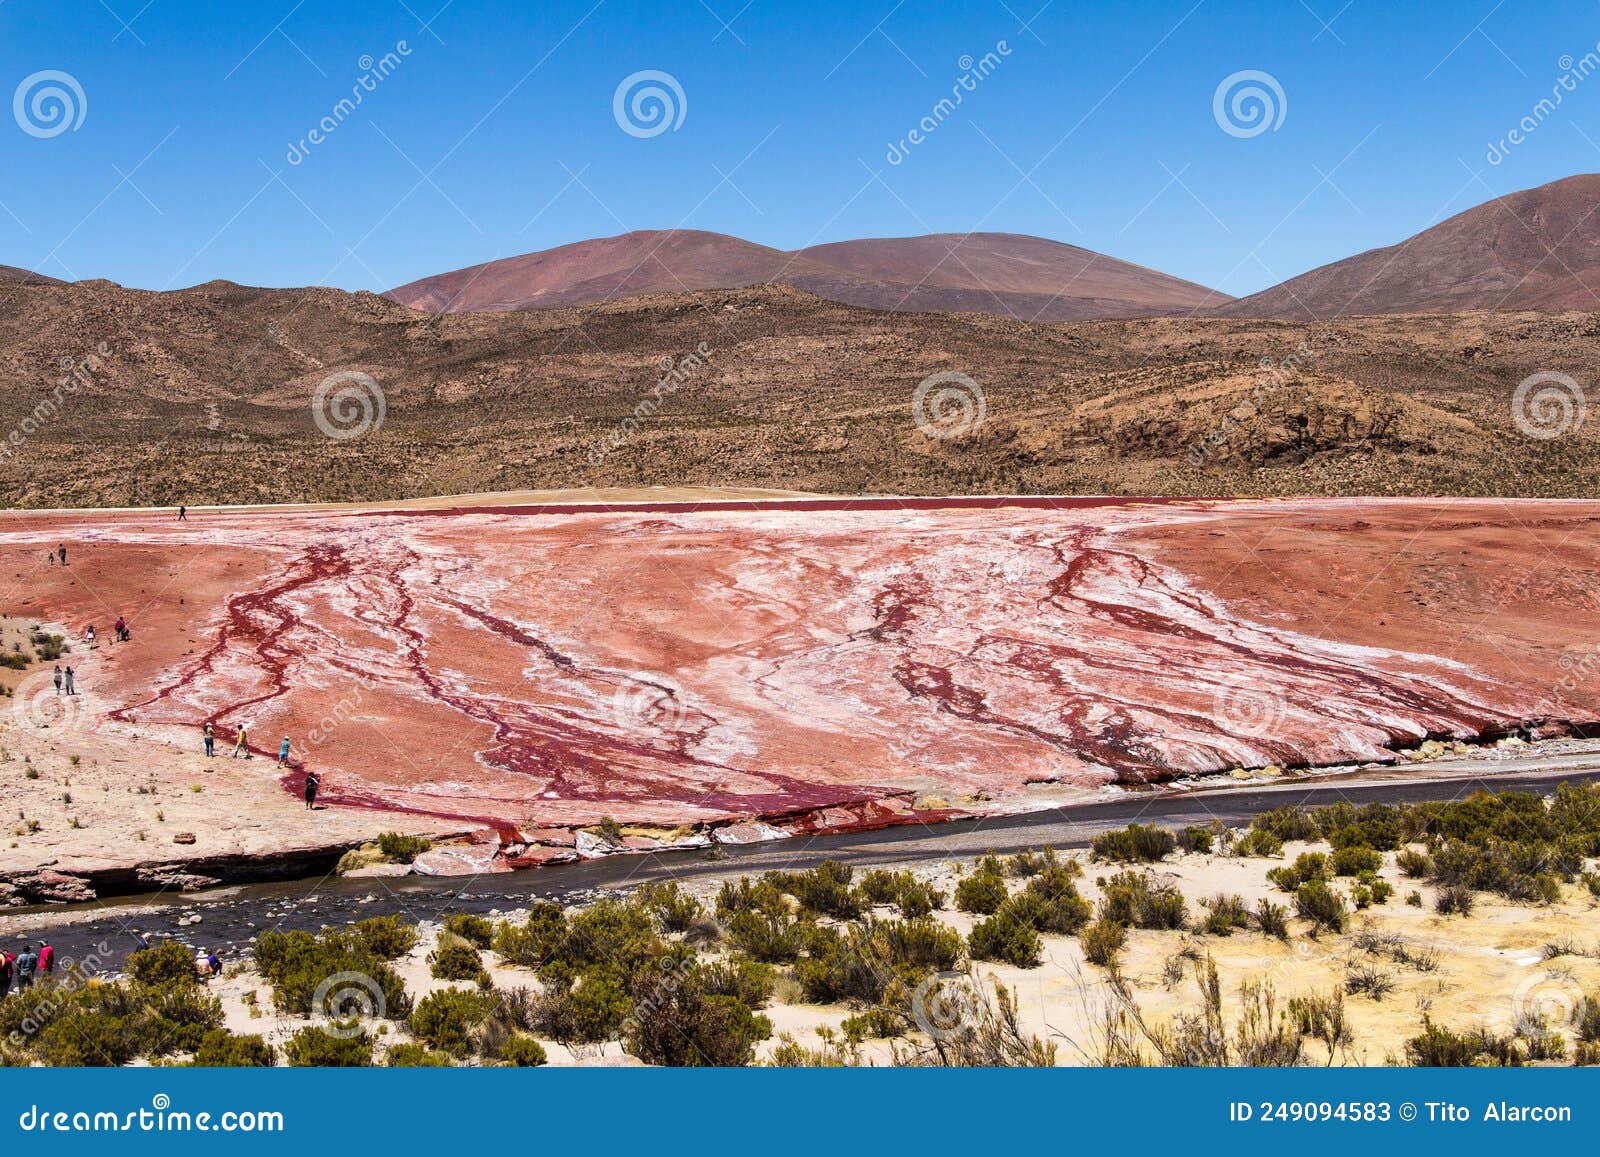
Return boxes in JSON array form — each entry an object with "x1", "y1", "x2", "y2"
[
  {"x1": 1224, "y1": 173, "x2": 1600, "y2": 318},
  {"x1": 0, "y1": 276, "x2": 1596, "y2": 509},
  {"x1": 385, "y1": 229, "x2": 1229, "y2": 322},
  {"x1": 0, "y1": 264, "x2": 64, "y2": 286}
]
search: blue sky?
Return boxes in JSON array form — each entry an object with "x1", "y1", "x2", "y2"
[{"x1": 3, "y1": 0, "x2": 1599, "y2": 297}]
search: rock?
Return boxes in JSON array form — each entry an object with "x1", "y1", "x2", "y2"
[
  {"x1": 172, "y1": 832, "x2": 197, "y2": 844},
  {"x1": 410, "y1": 844, "x2": 507, "y2": 876},
  {"x1": 9, "y1": 869, "x2": 95, "y2": 904},
  {"x1": 712, "y1": 821, "x2": 787, "y2": 845},
  {"x1": 574, "y1": 831, "x2": 626, "y2": 857},
  {"x1": 342, "y1": 863, "x2": 412, "y2": 879}
]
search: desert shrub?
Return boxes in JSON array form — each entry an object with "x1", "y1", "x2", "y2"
[
  {"x1": 191, "y1": 1030, "x2": 275, "y2": 1067},
  {"x1": 953, "y1": 867, "x2": 1009, "y2": 915},
  {"x1": 350, "y1": 915, "x2": 418, "y2": 960},
  {"x1": 1006, "y1": 848, "x2": 1060, "y2": 877},
  {"x1": 795, "y1": 918, "x2": 960, "y2": 1003},
  {"x1": 841, "y1": 1006, "x2": 906, "y2": 1041},
  {"x1": 1267, "y1": 852, "x2": 1330, "y2": 892},
  {"x1": 1098, "y1": 871, "x2": 1186, "y2": 930},
  {"x1": 529, "y1": 967, "x2": 634, "y2": 1045},
  {"x1": 442, "y1": 913, "x2": 495, "y2": 949},
  {"x1": 770, "y1": 860, "x2": 862, "y2": 920},
  {"x1": 284, "y1": 1023, "x2": 373, "y2": 1066},
  {"x1": 623, "y1": 970, "x2": 770, "y2": 1066},
  {"x1": 409, "y1": 988, "x2": 496, "y2": 1057},
  {"x1": 696, "y1": 957, "x2": 777, "y2": 1010},
  {"x1": 1406, "y1": 891, "x2": 1423, "y2": 906},
  {"x1": 636, "y1": 881, "x2": 703, "y2": 932},
  {"x1": 1405, "y1": 1017, "x2": 1522, "y2": 1067},
  {"x1": 1331, "y1": 845, "x2": 1383, "y2": 876},
  {"x1": 498, "y1": 1035, "x2": 548, "y2": 1066},
  {"x1": 387, "y1": 1042, "x2": 452, "y2": 1067},
  {"x1": 1396, "y1": 848, "x2": 1433, "y2": 878},
  {"x1": 1200, "y1": 894, "x2": 1251, "y2": 936},
  {"x1": 541, "y1": 897, "x2": 661, "y2": 983},
  {"x1": 1080, "y1": 919, "x2": 1127, "y2": 967},
  {"x1": 1435, "y1": 885, "x2": 1475, "y2": 916},
  {"x1": 492, "y1": 902, "x2": 569, "y2": 969},
  {"x1": 1289, "y1": 990, "x2": 1353, "y2": 1063},
  {"x1": 1235, "y1": 829, "x2": 1283, "y2": 858},
  {"x1": 376, "y1": 832, "x2": 431, "y2": 862},
  {"x1": 1344, "y1": 964, "x2": 1396, "y2": 1000},
  {"x1": 1254, "y1": 899, "x2": 1290, "y2": 940},
  {"x1": 141, "y1": 984, "x2": 226, "y2": 1055},
  {"x1": 125, "y1": 940, "x2": 199, "y2": 989},
  {"x1": 252, "y1": 929, "x2": 411, "y2": 1021},
  {"x1": 725, "y1": 907, "x2": 808, "y2": 964},
  {"x1": 968, "y1": 911, "x2": 1042, "y2": 968},
  {"x1": 1020, "y1": 866, "x2": 1093, "y2": 934},
  {"x1": 857, "y1": 869, "x2": 944, "y2": 917},
  {"x1": 715, "y1": 877, "x2": 787, "y2": 916},
  {"x1": 430, "y1": 941, "x2": 486, "y2": 982},
  {"x1": 1178, "y1": 826, "x2": 1216, "y2": 854},
  {"x1": 36, "y1": 1010, "x2": 144, "y2": 1067},
  {"x1": 1351, "y1": 872, "x2": 1393, "y2": 908},
  {"x1": 1252, "y1": 806, "x2": 1320, "y2": 842},
  {"x1": 1090, "y1": 823, "x2": 1176, "y2": 863},
  {"x1": 1294, "y1": 880, "x2": 1348, "y2": 935}
]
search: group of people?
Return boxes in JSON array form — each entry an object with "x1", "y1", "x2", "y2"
[
  {"x1": 43, "y1": 545, "x2": 67, "y2": 567},
  {"x1": 50, "y1": 664, "x2": 76, "y2": 696},
  {"x1": 0, "y1": 941, "x2": 53, "y2": 997},
  {"x1": 200, "y1": 724, "x2": 321, "y2": 808}
]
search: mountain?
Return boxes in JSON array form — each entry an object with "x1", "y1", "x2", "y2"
[
  {"x1": 1224, "y1": 174, "x2": 1600, "y2": 318},
  {"x1": 0, "y1": 264, "x2": 64, "y2": 287},
  {"x1": 385, "y1": 229, "x2": 1230, "y2": 322}
]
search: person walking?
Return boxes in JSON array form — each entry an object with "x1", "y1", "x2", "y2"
[
  {"x1": 37, "y1": 940, "x2": 54, "y2": 981},
  {"x1": 45, "y1": 549, "x2": 55, "y2": 567},
  {"x1": 303, "y1": 768, "x2": 320, "y2": 810},
  {"x1": 278, "y1": 735, "x2": 291, "y2": 766},
  {"x1": 52, "y1": 664, "x2": 62, "y2": 695},
  {"x1": 203, "y1": 721, "x2": 215, "y2": 758},
  {"x1": 85, "y1": 624, "x2": 95, "y2": 647},
  {"x1": 232, "y1": 723, "x2": 250, "y2": 759},
  {"x1": 13, "y1": 945, "x2": 38, "y2": 992},
  {"x1": 0, "y1": 949, "x2": 13, "y2": 999},
  {"x1": 178, "y1": 505, "x2": 187, "y2": 521},
  {"x1": 57, "y1": 545, "x2": 66, "y2": 566},
  {"x1": 63, "y1": 666, "x2": 75, "y2": 696}
]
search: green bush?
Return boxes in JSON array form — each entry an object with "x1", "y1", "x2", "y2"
[
  {"x1": 1178, "y1": 826, "x2": 1216, "y2": 854},
  {"x1": 36, "y1": 1011, "x2": 144, "y2": 1067},
  {"x1": 1267, "y1": 852, "x2": 1330, "y2": 892},
  {"x1": 637, "y1": 881, "x2": 704, "y2": 932},
  {"x1": 125, "y1": 940, "x2": 200, "y2": 989},
  {"x1": 1294, "y1": 880, "x2": 1348, "y2": 935},
  {"x1": 492, "y1": 902, "x2": 569, "y2": 968},
  {"x1": 968, "y1": 911, "x2": 1042, "y2": 968},
  {"x1": 770, "y1": 861, "x2": 861, "y2": 920},
  {"x1": 1254, "y1": 899, "x2": 1290, "y2": 940},
  {"x1": 1405, "y1": 1017, "x2": 1522, "y2": 1067},
  {"x1": 1251, "y1": 806, "x2": 1320, "y2": 843},
  {"x1": 725, "y1": 907, "x2": 808, "y2": 964},
  {"x1": 141, "y1": 984, "x2": 225, "y2": 1055},
  {"x1": 386, "y1": 1042, "x2": 453, "y2": 1067},
  {"x1": 498, "y1": 1035, "x2": 548, "y2": 1066},
  {"x1": 1331, "y1": 845, "x2": 1383, "y2": 876},
  {"x1": 696, "y1": 958, "x2": 777, "y2": 1010},
  {"x1": 1080, "y1": 919, "x2": 1127, "y2": 966},
  {"x1": 442, "y1": 913, "x2": 495, "y2": 948},
  {"x1": 1020, "y1": 866, "x2": 1093, "y2": 934},
  {"x1": 376, "y1": 832, "x2": 432, "y2": 863},
  {"x1": 1201, "y1": 894, "x2": 1251, "y2": 936},
  {"x1": 1236, "y1": 829, "x2": 1283, "y2": 858},
  {"x1": 1435, "y1": 885, "x2": 1474, "y2": 916},
  {"x1": 191, "y1": 1030, "x2": 275, "y2": 1067},
  {"x1": 409, "y1": 988, "x2": 496, "y2": 1057},
  {"x1": 953, "y1": 868, "x2": 1009, "y2": 915},
  {"x1": 430, "y1": 941, "x2": 487, "y2": 982},
  {"x1": 624, "y1": 974, "x2": 771, "y2": 1067},
  {"x1": 1090, "y1": 824, "x2": 1176, "y2": 863},
  {"x1": 284, "y1": 1024, "x2": 373, "y2": 1066},
  {"x1": 1396, "y1": 849, "x2": 1433, "y2": 878},
  {"x1": 252, "y1": 929, "x2": 411, "y2": 1021},
  {"x1": 1098, "y1": 871, "x2": 1186, "y2": 930},
  {"x1": 349, "y1": 915, "x2": 418, "y2": 960}
]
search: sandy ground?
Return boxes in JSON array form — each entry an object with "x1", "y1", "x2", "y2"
[
  {"x1": 1, "y1": 493, "x2": 1597, "y2": 889},
  {"x1": 142, "y1": 840, "x2": 1600, "y2": 1067}
]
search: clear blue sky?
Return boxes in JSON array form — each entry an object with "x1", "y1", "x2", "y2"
[{"x1": 3, "y1": 0, "x2": 1597, "y2": 297}]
